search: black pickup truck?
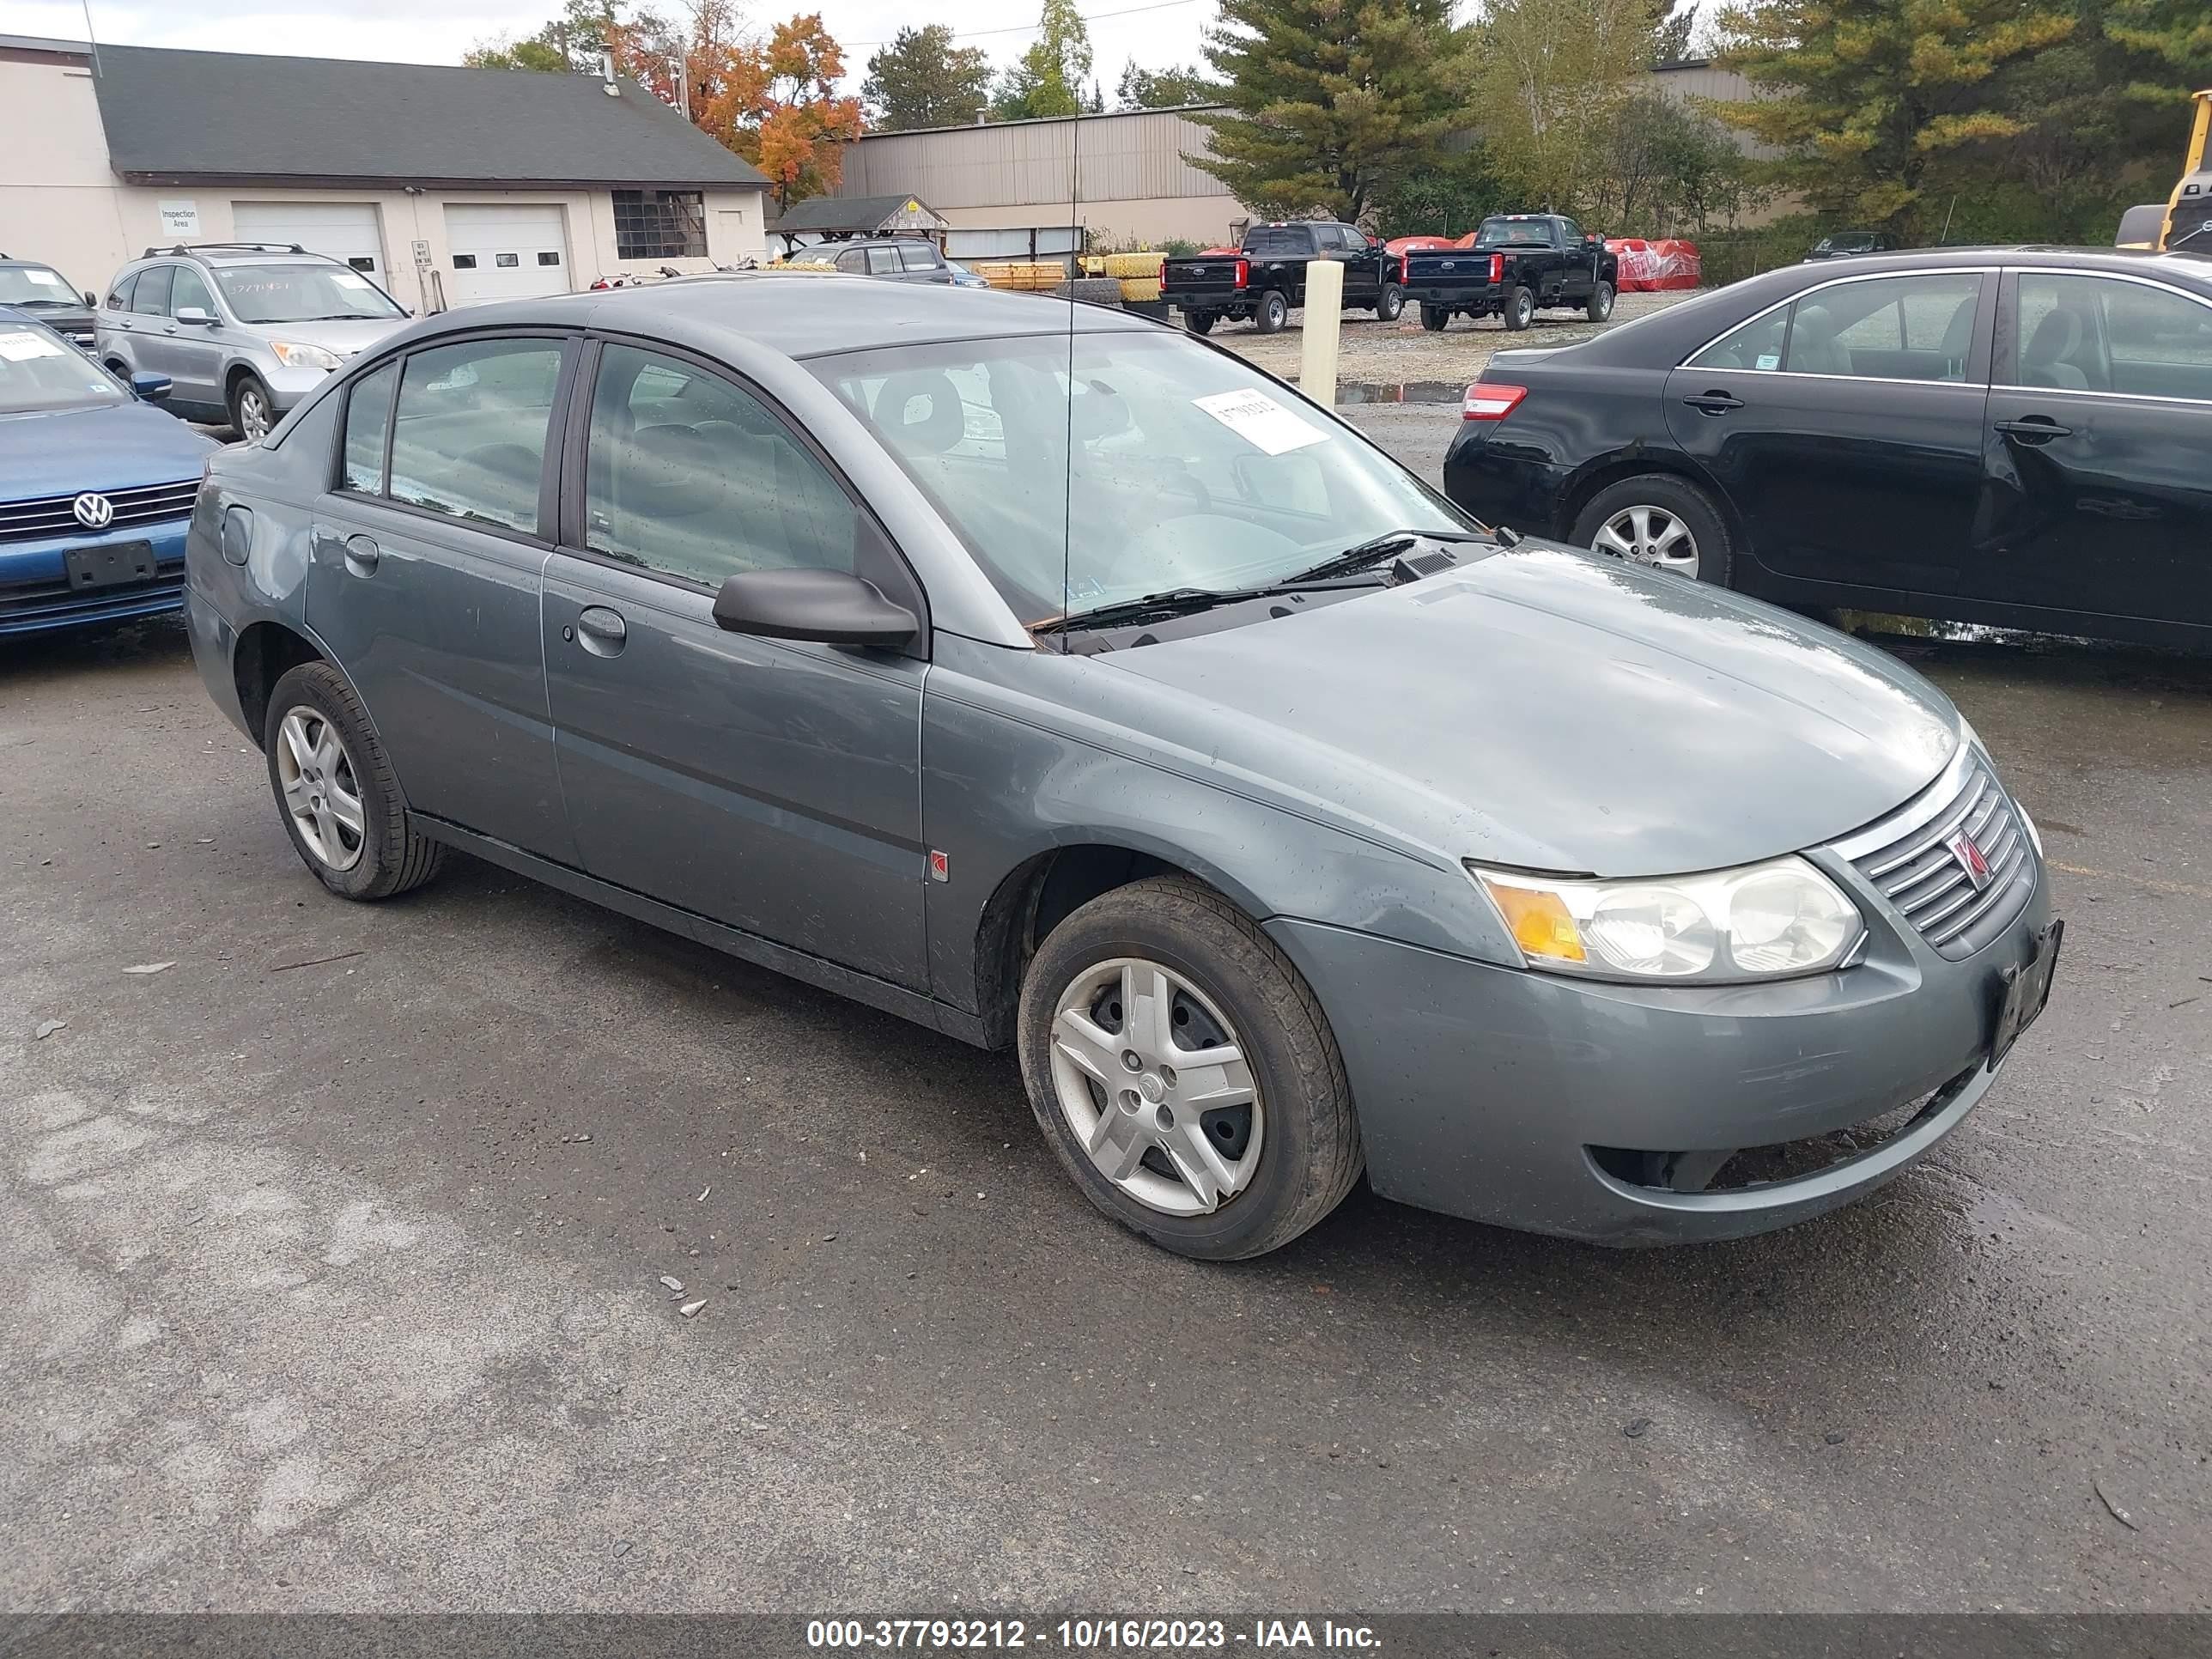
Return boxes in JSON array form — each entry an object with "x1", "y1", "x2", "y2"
[
  {"x1": 1163, "y1": 222, "x2": 1407, "y2": 335},
  {"x1": 1399, "y1": 214, "x2": 1619, "y2": 332}
]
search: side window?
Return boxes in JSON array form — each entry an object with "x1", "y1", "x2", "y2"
[
  {"x1": 106, "y1": 270, "x2": 139, "y2": 311},
  {"x1": 897, "y1": 242, "x2": 939, "y2": 271},
  {"x1": 130, "y1": 264, "x2": 173, "y2": 316},
  {"x1": 339, "y1": 360, "x2": 398, "y2": 493},
  {"x1": 834, "y1": 248, "x2": 866, "y2": 273},
  {"x1": 866, "y1": 246, "x2": 900, "y2": 276},
  {"x1": 1785, "y1": 273, "x2": 1981, "y2": 381},
  {"x1": 1687, "y1": 306, "x2": 1790, "y2": 372},
  {"x1": 386, "y1": 337, "x2": 564, "y2": 533},
  {"x1": 170, "y1": 264, "x2": 216, "y2": 319},
  {"x1": 1556, "y1": 219, "x2": 1583, "y2": 245},
  {"x1": 2018, "y1": 273, "x2": 2212, "y2": 400},
  {"x1": 583, "y1": 343, "x2": 860, "y2": 587}
]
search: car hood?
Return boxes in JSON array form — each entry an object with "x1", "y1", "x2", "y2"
[
  {"x1": 241, "y1": 316, "x2": 410, "y2": 358},
  {"x1": 1099, "y1": 542, "x2": 1960, "y2": 878},
  {"x1": 0, "y1": 400, "x2": 219, "y2": 495}
]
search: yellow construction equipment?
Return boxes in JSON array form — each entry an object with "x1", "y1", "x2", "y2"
[{"x1": 2118, "y1": 88, "x2": 2212, "y2": 251}]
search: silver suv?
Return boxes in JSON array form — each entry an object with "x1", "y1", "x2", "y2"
[{"x1": 95, "y1": 244, "x2": 412, "y2": 440}]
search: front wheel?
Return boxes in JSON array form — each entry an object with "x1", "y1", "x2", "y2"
[
  {"x1": 230, "y1": 372, "x2": 277, "y2": 441},
  {"x1": 264, "y1": 661, "x2": 446, "y2": 900},
  {"x1": 1183, "y1": 309, "x2": 1216, "y2": 336},
  {"x1": 1253, "y1": 289, "x2": 1290, "y2": 333},
  {"x1": 1502, "y1": 285, "x2": 1535, "y2": 331},
  {"x1": 1570, "y1": 474, "x2": 1733, "y2": 586},
  {"x1": 1587, "y1": 280, "x2": 1616, "y2": 323},
  {"x1": 1017, "y1": 877, "x2": 1363, "y2": 1261},
  {"x1": 1376, "y1": 282, "x2": 1405, "y2": 323},
  {"x1": 1419, "y1": 304, "x2": 1449, "y2": 332}
]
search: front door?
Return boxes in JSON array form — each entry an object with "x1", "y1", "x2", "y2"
[
  {"x1": 1664, "y1": 268, "x2": 1994, "y2": 599},
  {"x1": 541, "y1": 339, "x2": 929, "y2": 988},
  {"x1": 160, "y1": 263, "x2": 228, "y2": 415},
  {"x1": 305, "y1": 334, "x2": 578, "y2": 860},
  {"x1": 1975, "y1": 269, "x2": 2212, "y2": 630},
  {"x1": 1330, "y1": 227, "x2": 1379, "y2": 307}
]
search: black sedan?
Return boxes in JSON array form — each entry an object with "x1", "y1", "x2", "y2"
[{"x1": 1443, "y1": 246, "x2": 2212, "y2": 648}]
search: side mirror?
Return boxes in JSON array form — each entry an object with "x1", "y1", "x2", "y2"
[
  {"x1": 82, "y1": 289, "x2": 97, "y2": 307},
  {"x1": 131, "y1": 371, "x2": 173, "y2": 402},
  {"x1": 711, "y1": 568, "x2": 917, "y2": 648},
  {"x1": 174, "y1": 306, "x2": 216, "y2": 325}
]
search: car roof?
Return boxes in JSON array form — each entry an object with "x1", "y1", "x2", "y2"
[
  {"x1": 403, "y1": 271, "x2": 1157, "y2": 361},
  {"x1": 131, "y1": 246, "x2": 343, "y2": 268},
  {"x1": 1793, "y1": 244, "x2": 2212, "y2": 282}
]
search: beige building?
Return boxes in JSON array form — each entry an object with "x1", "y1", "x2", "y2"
[{"x1": 0, "y1": 34, "x2": 770, "y2": 313}]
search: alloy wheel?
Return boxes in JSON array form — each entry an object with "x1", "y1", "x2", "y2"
[
  {"x1": 274, "y1": 707, "x2": 366, "y2": 871},
  {"x1": 236, "y1": 384, "x2": 272, "y2": 441},
  {"x1": 1048, "y1": 957, "x2": 1263, "y2": 1217},
  {"x1": 1594, "y1": 504, "x2": 1698, "y2": 577}
]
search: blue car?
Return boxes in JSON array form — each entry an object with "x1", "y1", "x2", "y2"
[{"x1": 1, "y1": 305, "x2": 219, "y2": 638}]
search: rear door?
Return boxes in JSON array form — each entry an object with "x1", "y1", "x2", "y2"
[
  {"x1": 1976, "y1": 268, "x2": 2212, "y2": 629},
  {"x1": 118, "y1": 263, "x2": 173, "y2": 380},
  {"x1": 896, "y1": 241, "x2": 953, "y2": 284},
  {"x1": 306, "y1": 333, "x2": 579, "y2": 860},
  {"x1": 539, "y1": 338, "x2": 929, "y2": 988},
  {"x1": 1663, "y1": 267, "x2": 1995, "y2": 599}
]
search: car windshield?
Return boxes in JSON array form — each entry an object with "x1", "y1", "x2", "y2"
[
  {"x1": 810, "y1": 327, "x2": 1479, "y2": 626},
  {"x1": 212, "y1": 264, "x2": 404, "y2": 324},
  {"x1": 0, "y1": 265, "x2": 80, "y2": 307},
  {"x1": 0, "y1": 323, "x2": 125, "y2": 413},
  {"x1": 1472, "y1": 219, "x2": 1554, "y2": 249}
]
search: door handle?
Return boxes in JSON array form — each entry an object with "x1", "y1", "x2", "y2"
[
  {"x1": 161, "y1": 325, "x2": 179, "y2": 336},
  {"x1": 575, "y1": 605, "x2": 628, "y2": 657},
  {"x1": 341, "y1": 535, "x2": 380, "y2": 577},
  {"x1": 1994, "y1": 417, "x2": 2071, "y2": 443},
  {"x1": 1684, "y1": 390, "x2": 1743, "y2": 416}
]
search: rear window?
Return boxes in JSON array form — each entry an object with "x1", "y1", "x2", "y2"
[
  {"x1": 1243, "y1": 226, "x2": 1315, "y2": 258},
  {"x1": 1472, "y1": 218, "x2": 1557, "y2": 251}
]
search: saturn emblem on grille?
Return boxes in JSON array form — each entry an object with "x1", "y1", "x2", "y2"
[
  {"x1": 72, "y1": 492, "x2": 113, "y2": 529},
  {"x1": 1947, "y1": 829, "x2": 1993, "y2": 890}
]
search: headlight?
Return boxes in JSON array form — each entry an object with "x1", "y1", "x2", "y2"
[
  {"x1": 269, "y1": 341, "x2": 342, "y2": 372},
  {"x1": 1468, "y1": 855, "x2": 1864, "y2": 983}
]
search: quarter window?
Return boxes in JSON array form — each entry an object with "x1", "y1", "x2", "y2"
[
  {"x1": 612, "y1": 189, "x2": 706, "y2": 260},
  {"x1": 582, "y1": 343, "x2": 860, "y2": 587},
  {"x1": 130, "y1": 264, "x2": 173, "y2": 316},
  {"x1": 106, "y1": 270, "x2": 139, "y2": 310},
  {"x1": 339, "y1": 360, "x2": 398, "y2": 493},
  {"x1": 2015, "y1": 273, "x2": 2212, "y2": 400},
  {"x1": 386, "y1": 338, "x2": 564, "y2": 533}
]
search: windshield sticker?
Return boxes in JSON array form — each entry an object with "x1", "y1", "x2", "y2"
[
  {"x1": 332, "y1": 271, "x2": 374, "y2": 289},
  {"x1": 0, "y1": 330, "x2": 66, "y2": 362},
  {"x1": 24, "y1": 268, "x2": 66, "y2": 289},
  {"x1": 1193, "y1": 388, "x2": 1328, "y2": 456}
]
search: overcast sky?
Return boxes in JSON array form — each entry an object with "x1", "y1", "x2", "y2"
[{"x1": 9, "y1": 0, "x2": 1219, "y2": 97}]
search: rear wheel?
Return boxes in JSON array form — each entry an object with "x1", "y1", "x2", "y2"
[
  {"x1": 1254, "y1": 289, "x2": 1290, "y2": 333},
  {"x1": 1503, "y1": 285, "x2": 1535, "y2": 331},
  {"x1": 1017, "y1": 877, "x2": 1363, "y2": 1261},
  {"x1": 1376, "y1": 282, "x2": 1405, "y2": 323},
  {"x1": 1587, "y1": 280, "x2": 1616, "y2": 323},
  {"x1": 1183, "y1": 309, "x2": 1216, "y2": 336},
  {"x1": 1419, "y1": 304, "x2": 1449, "y2": 332},
  {"x1": 1570, "y1": 474, "x2": 1733, "y2": 586},
  {"x1": 264, "y1": 661, "x2": 446, "y2": 900}
]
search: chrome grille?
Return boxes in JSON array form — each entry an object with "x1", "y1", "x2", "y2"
[
  {"x1": 0, "y1": 479, "x2": 200, "y2": 544},
  {"x1": 1838, "y1": 749, "x2": 2033, "y2": 959}
]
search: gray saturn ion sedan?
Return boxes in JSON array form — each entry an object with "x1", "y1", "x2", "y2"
[{"x1": 183, "y1": 276, "x2": 2061, "y2": 1260}]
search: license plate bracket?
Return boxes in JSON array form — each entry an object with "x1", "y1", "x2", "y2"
[
  {"x1": 64, "y1": 540, "x2": 156, "y2": 592},
  {"x1": 1990, "y1": 918, "x2": 2063, "y2": 1070}
]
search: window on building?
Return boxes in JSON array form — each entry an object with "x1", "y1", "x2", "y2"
[
  {"x1": 453, "y1": 254, "x2": 478, "y2": 270},
  {"x1": 538, "y1": 251, "x2": 561, "y2": 266},
  {"x1": 612, "y1": 190, "x2": 708, "y2": 260}
]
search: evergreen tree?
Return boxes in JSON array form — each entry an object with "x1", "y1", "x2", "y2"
[{"x1": 862, "y1": 24, "x2": 995, "y2": 130}]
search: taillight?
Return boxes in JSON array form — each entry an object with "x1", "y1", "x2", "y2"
[
  {"x1": 1489, "y1": 253, "x2": 1504, "y2": 283},
  {"x1": 1462, "y1": 382, "x2": 1527, "y2": 421},
  {"x1": 1399, "y1": 253, "x2": 1409, "y2": 283},
  {"x1": 1233, "y1": 258, "x2": 1249, "y2": 289}
]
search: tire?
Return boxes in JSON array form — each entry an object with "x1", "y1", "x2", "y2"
[
  {"x1": 1184, "y1": 309, "x2": 1216, "y2": 336},
  {"x1": 264, "y1": 660, "x2": 446, "y2": 901},
  {"x1": 1254, "y1": 289, "x2": 1290, "y2": 334},
  {"x1": 1503, "y1": 285, "x2": 1535, "y2": 331},
  {"x1": 1587, "y1": 280, "x2": 1616, "y2": 323},
  {"x1": 1017, "y1": 876, "x2": 1364, "y2": 1261},
  {"x1": 1419, "y1": 304, "x2": 1449, "y2": 332},
  {"x1": 230, "y1": 372, "x2": 277, "y2": 442},
  {"x1": 1569, "y1": 473, "x2": 1734, "y2": 586},
  {"x1": 1376, "y1": 282, "x2": 1405, "y2": 323}
]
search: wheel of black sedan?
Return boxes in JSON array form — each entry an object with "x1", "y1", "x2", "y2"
[
  {"x1": 1419, "y1": 304, "x2": 1449, "y2": 332},
  {"x1": 1587, "y1": 280, "x2": 1615, "y2": 323},
  {"x1": 1254, "y1": 289, "x2": 1290, "y2": 334},
  {"x1": 264, "y1": 661, "x2": 445, "y2": 901},
  {"x1": 1376, "y1": 283, "x2": 1406, "y2": 323},
  {"x1": 1017, "y1": 876, "x2": 1363, "y2": 1261},
  {"x1": 1503, "y1": 286, "x2": 1535, "y2": 331},
  {"x1": 1571, "y1": 474, "x2": 1734, "y2": 586}
]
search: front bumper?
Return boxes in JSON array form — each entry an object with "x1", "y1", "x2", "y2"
[
  {"x1": 1268, "y1": 850, "x2": 2053, "y2": 1245},
  {"x1": 0, "y1": 519, "x2": 191, "y2": 637}
]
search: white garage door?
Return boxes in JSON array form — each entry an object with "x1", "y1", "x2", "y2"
[
  {"x1": 231, "y1": 202, "x2": 386, "y2": 281},
  {"x1": 444, "y1": 204, "x2": 571, "y2": 306}
]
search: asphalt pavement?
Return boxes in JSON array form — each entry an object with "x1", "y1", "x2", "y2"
[{"x1": 2, "y1": 405, "x2": 2207, "y2": 1613}]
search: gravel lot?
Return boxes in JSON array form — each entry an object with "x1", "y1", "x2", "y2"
[{"x1": 3, "y1": 404, "x2": 2207, "y2": 1615}]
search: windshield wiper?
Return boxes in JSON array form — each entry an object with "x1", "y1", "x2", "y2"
[
  {"x1": 1284, "y1": 526, "x2": 1491, "y2": 585},
  {"x1": 1036, "y1": 577, "x2": 1387, "y2": 636}
]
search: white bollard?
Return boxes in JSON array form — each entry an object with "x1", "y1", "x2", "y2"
[{"x1": 1299, "y1": 257, "x2": 1344, "y2": 410}]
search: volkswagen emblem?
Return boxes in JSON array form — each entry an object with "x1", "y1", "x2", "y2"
[
  {"x1": 1947, "y1": 829, "x2": 1993, "y2": 891},
  {"x1": 72, "y1": 492, "x2": 113, "y2": 530}
]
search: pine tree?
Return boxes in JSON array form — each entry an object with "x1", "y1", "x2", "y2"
[
  {"x1": 1192, "y1": 0, "x2": 1468, "y2": 221},
  {"x1": 862, "y1": 25, "x2": 995, "y2": 131}
]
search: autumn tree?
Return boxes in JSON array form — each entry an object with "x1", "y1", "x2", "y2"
[
  {"x1": 993, "y1": 0, "x2": 1095, "y2": 119},
  {"x1": 1193, "y1": 0, "x2": 1469, "y2": 221},
  {"x1": 1115, "y1": 59, "x2": 1215, "y2": 109},
  {"x1": 862, "y1": 23, "x2": 994, "y2": 130},
  {"x1": 703, "y1": 14, "x2": 865, "y2": 206},
  {"x1": 1468, "y1": 0, "x2": 1656, "y2": 213}
]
